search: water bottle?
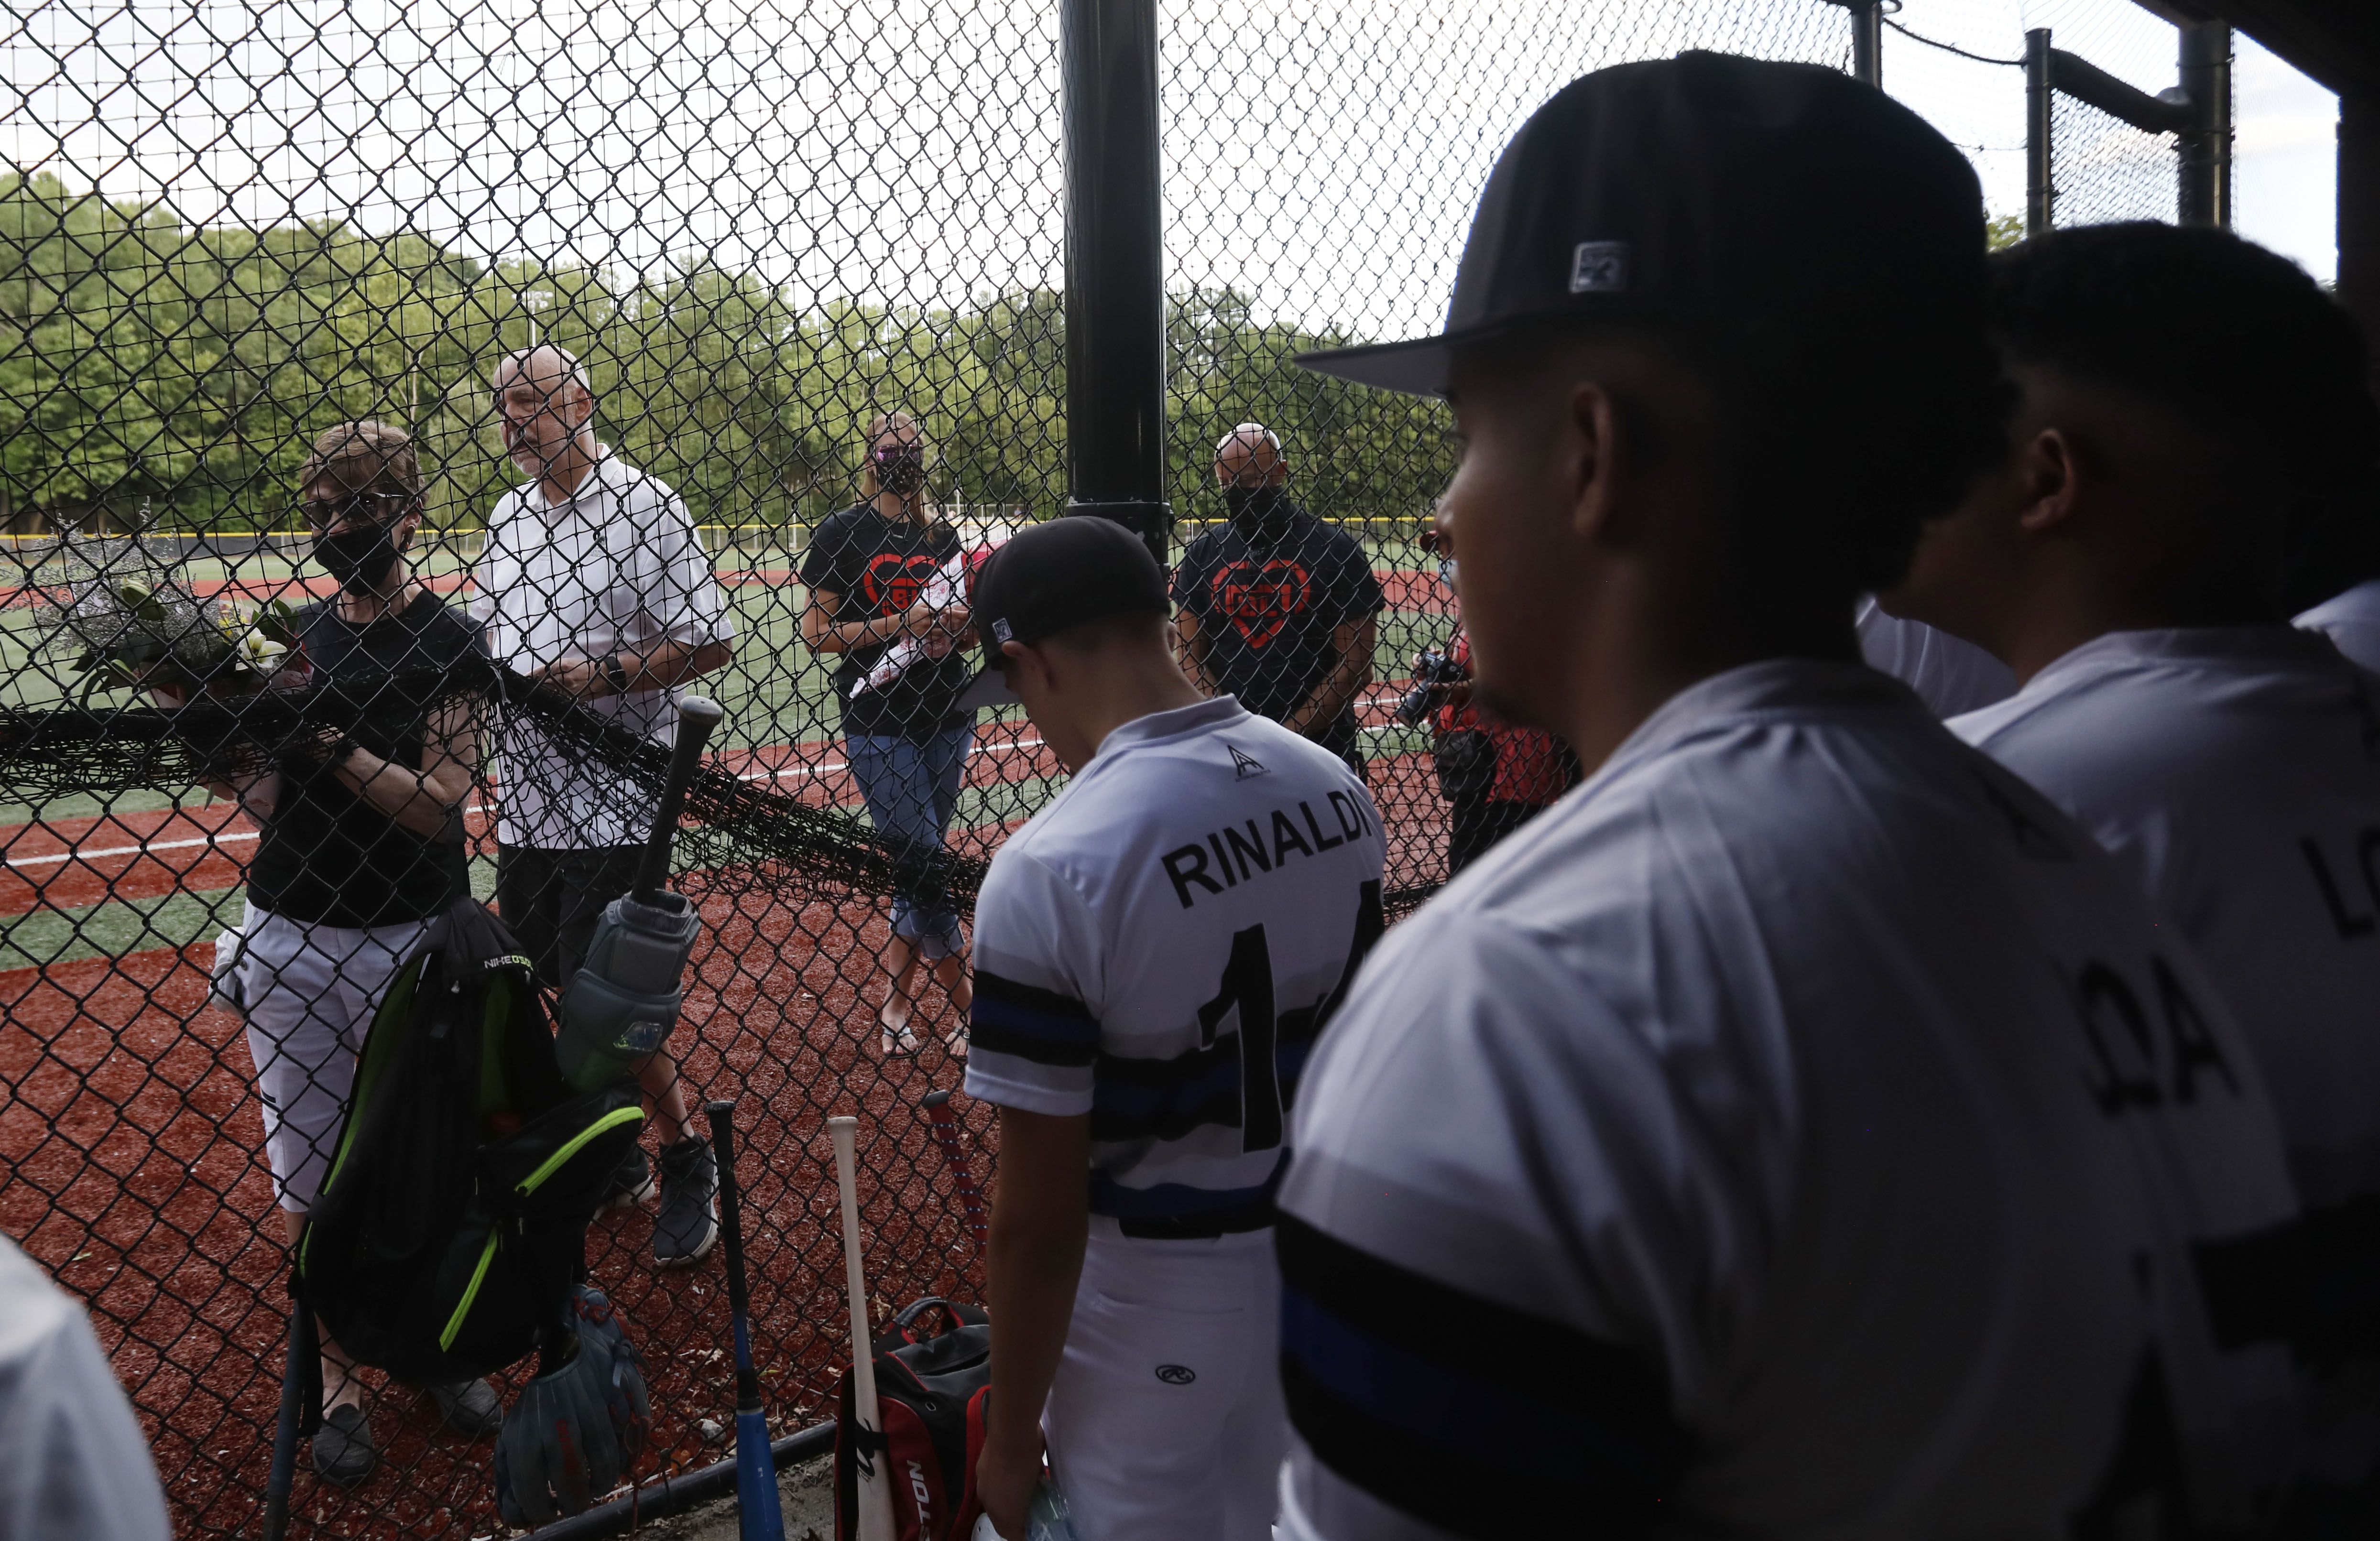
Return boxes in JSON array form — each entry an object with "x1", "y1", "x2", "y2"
[{"x1": 970, "y1": 1477, "x2": 1081, "y2": 1541}]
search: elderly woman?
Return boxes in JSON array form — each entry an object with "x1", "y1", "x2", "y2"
[{"x1": 797, "y1": 411, "x2": 977, "y2": 1052}]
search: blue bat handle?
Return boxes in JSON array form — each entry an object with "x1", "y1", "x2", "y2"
[{"x1": 737, "y1": 1407, "x2": 786, "y2": 1541}]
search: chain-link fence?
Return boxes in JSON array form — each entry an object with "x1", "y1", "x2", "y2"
[
  {"x1": 0, "y1": 1, "x2": 2196, "y2": 1536},
  {"x1": 2051, "y1": 90, "x2": 2183, "y2": 228}
]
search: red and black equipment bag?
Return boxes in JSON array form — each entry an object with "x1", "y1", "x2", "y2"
[{"x1": 835, "y1": 1296, "x2": 993, "y2": 1541}]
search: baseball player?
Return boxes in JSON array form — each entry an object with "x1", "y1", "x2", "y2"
[
  {"x1": 1887, "y1": 221, "x2": 2380, "y2": 1524},
  {"x1": 1280, "y1": 55, "x2": 2300, "y2": 1539},
  {"x1": 961, "y1": 516, "x2": 1385, "y2": 1541}
]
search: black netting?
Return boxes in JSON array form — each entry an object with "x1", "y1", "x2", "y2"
[{"x1": 0, "y1": 2, "x2": 2190, "y2": 1536}]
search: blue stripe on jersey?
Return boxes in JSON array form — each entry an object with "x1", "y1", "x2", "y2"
[
  {"x1": 1090, "y1": 1160, "x2": 1283, "y2": 1238},
  {"x1": 1276, "y1": 1215, "x2": 1686, "y2": 1537},
  {"x1": 971, "y1": 968, "x2": 1100, "y2": 1067}
]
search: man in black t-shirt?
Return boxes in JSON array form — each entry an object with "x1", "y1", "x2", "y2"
[{"x1": 1173, "y1": 424, "x2": 1384, "y2": 775}]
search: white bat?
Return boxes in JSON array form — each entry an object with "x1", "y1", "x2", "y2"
[{"x1": 830, "y1": 1115, "x2": 898, "y2": 1541}]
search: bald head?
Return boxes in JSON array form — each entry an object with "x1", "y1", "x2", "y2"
[
  {"x1": 1214, "y1": 423, "x2": 1289, "y2": 489},
  {"x1": 493, "y1": 345, "x2": 596, "y2": 482}
]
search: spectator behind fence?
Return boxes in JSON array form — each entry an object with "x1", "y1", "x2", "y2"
[
  {"x1": 1402, "y1": 529, "x2": 1573, "y2": 874},
  {"x1": 1173, "y1": 425, "x2": 1384, "y2": 781},
  {"x1": 797, "y1": 411, "x2": 979, "y2": 1056},
  {"x1": 202, "y1": 423, "x2": 501, "y2": 1486},
  {"x1": 474, "y1": 345, "x2": 736, "y2": 1269},
  {"x1": 1887, "y1": 221, "x2": 2380, "y2": 1527},
  {"x1": 0, "y1": 1234, "x2": 170, "y2": 1539},
  {"x1": 1280, "y1": 54, "x2": 2301, "y2": 1537}
]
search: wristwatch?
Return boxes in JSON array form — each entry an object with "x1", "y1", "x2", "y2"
[{"x1": 601, "y1": 653, "x2": 633, "y2": 695}]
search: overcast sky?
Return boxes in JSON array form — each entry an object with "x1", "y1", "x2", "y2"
[{"x1": 0, "y1": 0, "x2": 2343, "y2": 344}]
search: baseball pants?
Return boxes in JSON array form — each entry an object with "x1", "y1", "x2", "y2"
[
  {"x1": 231, "y1": 902, "x2": 429, "y2": 1212},
  {"x1": 1043, "y1": 1225, "x2": 1284, "y2": 1541}
]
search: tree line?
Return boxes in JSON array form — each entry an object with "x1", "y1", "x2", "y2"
[{"x1": 0, "y1": 168, "x2": 1453, "y2": 538}]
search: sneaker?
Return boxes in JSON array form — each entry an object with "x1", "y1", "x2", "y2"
[
  {"x1": 601, "y1": 1141, "x2": 655, "y2": 1212},
  {"x1": 310, "y1": 1402, "x2": 377, "y2": 1488},
  {"x1": 653, "y1": 1135, "x2": 718, "y2": 1268},
  {"x1": 426, "y1": 1377, "x2": 503, "y2": 1440}
]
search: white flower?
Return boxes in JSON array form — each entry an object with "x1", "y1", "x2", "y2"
[{"x1": 236, "y1": 631, "x2": 289, "y2": 670}]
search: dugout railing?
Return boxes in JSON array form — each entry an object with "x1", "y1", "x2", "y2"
[{"x1": 0, "y1": 1, "x2": 2210, "y2": 1536}]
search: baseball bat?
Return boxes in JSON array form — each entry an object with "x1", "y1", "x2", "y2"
[
  {"x1": 921, "y1": 1089, "x2": 988, "y2": 1254},
  {"x1": 829, "y1": 1115, "x2": 897, "y2": 1541},
  {"x1": 260, "y1": 1303, "x2": 307, "y2": 1541},
  {"x1": 707, "y1": 1099, "x2": 786, "y2": 1541},
  {"x1": 632, "y1": 693, "x2": 725, "y2": 905}
]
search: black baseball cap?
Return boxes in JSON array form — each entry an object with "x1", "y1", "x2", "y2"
[
  {"x1": 974, "y1": 514, "x2": 1171, "y2": 663},
  {"x1": 1298, "y1": 51, "x2": 1987, "y2": 397}
]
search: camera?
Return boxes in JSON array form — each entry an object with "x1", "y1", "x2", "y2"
[{"x1": 1395, "y1": 649, "x2": 1468, "y2": 724}]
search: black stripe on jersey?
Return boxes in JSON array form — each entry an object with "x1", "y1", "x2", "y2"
[
  {"x1": 1277, "y1": 1215, "x2": 1687, "y2": 1538},
  {"x1": 2192, "y1": 1193, "x2": 2380, "y2": 1364},
  {"x1": 970, "y1": 969, "x2": 1101, "y2": 1067},
  {"x1": 1089, "y1": 881, "x2": 1381, "y2": 1145}
]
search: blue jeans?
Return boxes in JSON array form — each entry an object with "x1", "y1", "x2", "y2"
[{"x1": 847, "y1": 726, "x2": 973, "y2": 959}]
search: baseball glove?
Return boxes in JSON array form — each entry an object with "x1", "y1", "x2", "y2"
[{"x1": 494, "y1": 1285, "x2": 653, "y2": 1527}]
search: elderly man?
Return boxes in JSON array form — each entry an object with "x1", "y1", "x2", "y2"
[
  {"x1": 1172, "y1": 425, "x2": 1384, "y2": 778},
  {"x1": 473, "y1": 344, "x2": 735, "y2": 1269}
]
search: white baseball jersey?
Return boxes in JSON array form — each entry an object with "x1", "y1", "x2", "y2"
[
  {"x1": 1278, "y1": 661, "x2": 2297, "y2": 1541},
  {"x1": 2297, "y1": 577, "x2": 2380, "y2": 673},
  {"x1": 0, "y1": 1237, "x2": 171, "y2": 1541},
  {"x1": 964, "y1": 695, "x2": 1385, "y2": 1237},
  {"x1": 472, "y1": 450, "x2": 734, "y2": 849},
  {"x1": 1954, "y1": 627, "x2": 2380, "y2": 1498},
  {"x1": 1855, "y1": 596, "x2": 2016, "y2": 716}
]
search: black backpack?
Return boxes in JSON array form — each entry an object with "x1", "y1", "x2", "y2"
[{"x1": 297, "y1": 895, "x2": 644, "y2": 1386}]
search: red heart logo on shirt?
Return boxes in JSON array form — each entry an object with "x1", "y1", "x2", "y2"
[
  {"x1": 1217, "y1": 560, "x2": 1312, "y2": 647},
  {"x1": 862, "y1": 553, "x2": 942, "y2": 616}
]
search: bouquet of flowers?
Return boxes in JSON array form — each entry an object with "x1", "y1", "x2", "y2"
[{"x1": 29, "y1": 534, "x2": 305, "y2": 703}]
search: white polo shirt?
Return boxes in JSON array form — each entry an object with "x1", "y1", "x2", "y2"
[
  {"x1": 964, "y1": 695, "x2": 1385, "y2": 1240},
  {"x1": 2297, "y1": 577, "x2": 2380, "y2": 673},
  {"x1": 472, "y1": 450, "x2": 734, "y2": 849},
  {"x1": 0, "y1": 1237, "x2": 171, "y2": 1541},
  {"x1": 1855, "y1": 596, "x2": 2016, "y2": 716},
  {"x1": 1279, "y1": 661, "x2": 2297, "y2": 1541}
]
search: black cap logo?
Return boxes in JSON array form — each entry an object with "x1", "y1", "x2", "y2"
[
  {"x1": 1569, "y1": 241, "x2": 1629, "y2": 294},
  {"x1": 1155, "y1": 1364, "x2": 1196, "y2": 1385}
]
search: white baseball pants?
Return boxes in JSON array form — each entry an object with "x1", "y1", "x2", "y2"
[
  {"x1": 232, "y1": 902, "x2": 428, "y2": 1212},
  {"x1": 1043, "y1": 1224, "x2": 1284, "y2": 1541}
]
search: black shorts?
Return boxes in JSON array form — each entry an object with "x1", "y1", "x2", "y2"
[{"x1": 494, "y1": 843, "x2": 644, "y2": 990}]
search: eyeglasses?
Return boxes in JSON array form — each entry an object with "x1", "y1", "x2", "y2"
[
  {"x1": 871, "y1": 443, "x2": 924, "y2": 462},
  {"x1": 296, "y1": 490, "x2": 414, "y2": 529}
]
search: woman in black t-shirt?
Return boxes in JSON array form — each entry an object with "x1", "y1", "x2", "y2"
[
  {"x1": 797, "y1": 411, "x2": 977, "y2": 1053},
  {"x1": 186, "y1": 423, "x2": 500, "y2": 1485}
]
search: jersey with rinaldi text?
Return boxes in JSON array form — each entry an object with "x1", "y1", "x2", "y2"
[
  {"x1": 963, "y1": 695, "x2": 1385, "y2": 1239},
  {"x1": 1277, "y1": 661, "x2": 2299, "y2": 1541}
]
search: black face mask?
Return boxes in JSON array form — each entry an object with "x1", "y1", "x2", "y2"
[
  {"x1": 313, "y1": 521, "x2": 404, "y2": 595},
  {"x1": 1224, "y1": 483, "x2": 1288, "y2": 539},
  {"x1": 874, "y1": 445, "x2": 927, "y2": 498}
]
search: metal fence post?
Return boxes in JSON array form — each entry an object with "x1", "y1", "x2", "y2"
[
  {"x1": 2025, "y1": 29, "x2": 2055, "y2": 238},
  {"x1": 1060, "y1": 0, "x2": 1172, "y2": 569},
  {"x1": 1849, "y1": 1, "x2": 1882, "y2": 89},
  {"x1": 2177, "y1": 21, "x2": 2232, "y2": 229}
]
